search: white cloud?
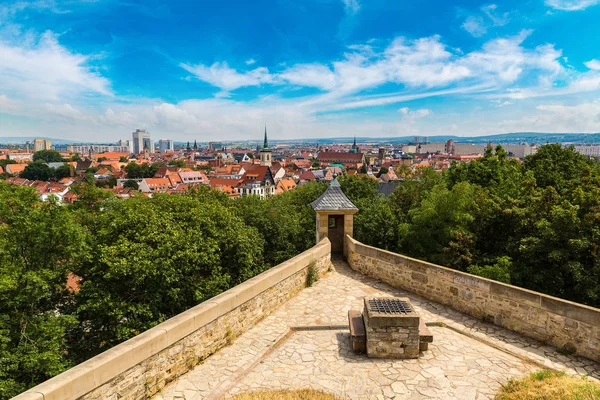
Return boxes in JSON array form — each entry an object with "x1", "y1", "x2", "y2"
[
  {"x1": 499, "y1": 101, "x2": 600, "y2": 132},
  {"x1": 545, "y1": 0, "x2": 599, "y2": 10},
  {"x1": 462, "y1": 16, "x2": 487, "y2": 37},
  {"x1": 342, "y1": 0, "x2": 360, "y2": 15},
  {"x1": 464, "y1": 30, "x2": 563, "y2": 84},
  {"x1": 245, "y1": 58, "x2": 256, "y2": 65},
  {"x1": 0, "y1": 30, "x2": 111, "y2": 101},
  {"x1": 399, "y1": 107, "x2": 432, "y2": 119},
  {"x1": 585, "y1": 59, "x2": 600, "y2": 70},
  {"x1": 180, "y1": 61, "x2": 276, "y2": 91},
  {"x1": 43, "y1": 103, "x2": 87, "y2": 120}
]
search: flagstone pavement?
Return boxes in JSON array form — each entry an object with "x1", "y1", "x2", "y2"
[{"x1": 155, "y1": 258, "x2": 600, "y2": 400}]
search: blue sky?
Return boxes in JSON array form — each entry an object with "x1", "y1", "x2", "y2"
[{"x1": 0, "y1": 0, "x2": 599, "y2": 141}]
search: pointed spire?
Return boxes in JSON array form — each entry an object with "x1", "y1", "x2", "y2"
[
  {"x1": 353, "y1": 135, "x2": 356, "y2": 147},
  {"x1": 263, "y1": 125, "x2": 268, "y2": 149}
]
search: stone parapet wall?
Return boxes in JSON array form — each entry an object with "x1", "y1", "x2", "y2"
[
  {"x1": 15, "y1": 239, "x2": 332, "y2": 400},
  {"x1": 345, "y1": 236, "x2": 600, "y2": 362}
]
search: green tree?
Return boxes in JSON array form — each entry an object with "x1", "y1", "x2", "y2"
[
  {"x1": 0, "y1": 159, "x2": 17, "y2": 169},
  {"x1": 54, "y1": 164, "x2": 72, "y2": 180},
  {"x1": 337, "y1": 174, "x2": 379, "y2": 204},
  {"x1": 523, "y1": 144, "x2": 600, "y2": 194},
  {"x1": 32, "y1": 150, "x2": 63, "y2": 163},
  {"x1": 376, "y1": 167, "x2": 389, "y2": 178},
  {"x1": 398, "y1": 182, "x2": 479, "y2": 269},
  {"x1": 168, "y1": 159, "x2": 186, "y2": 168},
  {"x1": 72, "y1": 194, "x2": 265, "y2": 359},
  {"x1": 123, "y1": 179, "x2": 139, "y2": 190},
  {"x1": 21, "y1": 162, "x2": 53, "y2": 181},
  {"x1": 70, "y1": 154, "x2": 82, "y2": 161},
  {"x1": 119, "y1": 156, "x2": 128, "y2": 163},
  {"x1": 0, "y1": 183, "x2": 83, "y2": 398}
]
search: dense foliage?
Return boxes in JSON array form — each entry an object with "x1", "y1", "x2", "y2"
[
  {"x1": 0, "y1": 181, "x2": 325, "y2": 399},
  {"x1": 21, "y1": 161, "x2": 72, "y2": 181},
  {"x1": 342, "y1": 144, "x2": 600, "y2": 308}
]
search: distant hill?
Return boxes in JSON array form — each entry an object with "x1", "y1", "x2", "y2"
[
  {"x1": 312, "y1": 132, "x2": 600, "y2": 145},
  {"x1": 0, "y1": 137, "x2": 77, "y2": 145}
]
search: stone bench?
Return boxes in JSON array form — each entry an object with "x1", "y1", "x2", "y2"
[
  {"x1": 419, "y1": 319, "x2": 433, "y2": 351},
  {"x1": 348, "y1": 309, "x2": 365, "y2": 353}
]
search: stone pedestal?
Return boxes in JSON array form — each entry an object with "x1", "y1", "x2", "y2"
[{"x1": 363, "y1": 297, "x2": 420, "y2": 359}]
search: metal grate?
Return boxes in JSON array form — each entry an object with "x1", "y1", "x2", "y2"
[{"x1": 367, "y1": 298, "x2": 414, "y2": 315}]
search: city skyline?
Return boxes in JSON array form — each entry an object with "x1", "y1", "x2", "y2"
[{"x1": 1, "y1": 0, "x2": 600, "y2": 141}]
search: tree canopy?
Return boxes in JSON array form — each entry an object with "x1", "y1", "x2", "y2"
[{"x1": 32, "y1": 150, "x2": 64, "y2": 163}]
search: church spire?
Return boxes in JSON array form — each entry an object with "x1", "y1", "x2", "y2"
[
  {"x1": 263, "y1": 125, "x2": 268, "y2": 149},
  {"x1": 353, "y1": 135, "x2": 357, "y2": 147}
]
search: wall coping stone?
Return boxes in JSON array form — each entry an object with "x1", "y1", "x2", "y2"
[
  {"x1": 346, "y1": 236, "x2": 600, "y2": 326},
  {"x1": 14, "y1": 238, "x2": 331, "y2": 400}
]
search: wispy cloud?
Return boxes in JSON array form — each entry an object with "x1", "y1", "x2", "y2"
[
  {"x1": 462, "y1": 16, "x2": 487, "y2": 37},
  {"x1": 461, "y1": 4, "x2": 511, "y2": 37},
  {"x1": 545, "y1": 0, "x2": 599, "y2": 11},
  {"x1": 342, "y1": 0, "x2": 360, "y2": 15}
]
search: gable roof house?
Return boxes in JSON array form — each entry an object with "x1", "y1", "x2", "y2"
[
  {"x1": 138, "y1": 178, "x2": 172, "y2": 194},
  {"x1": 237, "y1": 165, "x2": 275, "y2": 199}
]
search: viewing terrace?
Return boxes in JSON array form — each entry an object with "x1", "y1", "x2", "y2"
[{"x1": 155, "y1": 257, "x2": 599, "y2": 400}]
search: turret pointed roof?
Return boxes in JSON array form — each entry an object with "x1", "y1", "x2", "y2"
[{"x1": 311, "y1": 178, "x2": 358, "y2": 211}]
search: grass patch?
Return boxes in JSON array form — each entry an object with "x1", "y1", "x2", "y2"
[
  {"x1": 495, "y1": 370, "x2": 600, "y2": 400},
  {"x1": 229, "y1": 389, "x2": 342, "y2": 399},
  {"x1": 306, "y1": 263, "x2": 319, "y2": 287}
]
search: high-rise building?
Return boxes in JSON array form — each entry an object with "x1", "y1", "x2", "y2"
[
  {"x1": 132, "y1": 129, "x2": 154, "y2": 154},
  {"x1": 33, "y1": 138, "x2": 52, "y2": 152},
  {"x1": 159, "y1": 139, "x2": 175, "y2": 153}
]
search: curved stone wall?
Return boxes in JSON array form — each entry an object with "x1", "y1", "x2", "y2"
[
  {"x1": 345, "y1": 236, "x2": 600, "y2": 362},
  {"x1": 15, "y1": 239, "x2": 332, "y2": 400}
]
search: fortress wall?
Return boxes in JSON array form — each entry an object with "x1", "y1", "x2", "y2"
[
  {"x1": 15, "y1": 239, "x2": 332, "y2": 400},
  {"x1": 346, "y1": 236, "x2": 600, "y2": 362}
]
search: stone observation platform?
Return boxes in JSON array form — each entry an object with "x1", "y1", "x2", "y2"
[
  {"x1": 15, "y1": 180, "x2": 600, "y2": 400},
  {"x1": 155, "y1": 258, "x2": 599, "y2": 400}
]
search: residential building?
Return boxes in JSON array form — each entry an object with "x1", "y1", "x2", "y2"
[
  {"x1": 132, "y1": 129, "x2": 154, "y2": 154},
  {"x1": 573, "y1": 145, "x2": 600, "y2": 158},
  {"x1": 139, "y1": 178, "x2": 171, "y2": 193},
  {"x1": 238, "y1": 164, "x2": 275, "y2": 198},
  {"x1": 68, "y1": 145, "x2": 130, "y2": 154},
  {"x1": 33, "y1": 138, "x2": 52, "y2": 152},
  {"x1": 5, "y1": 163, "x2": 27, "y2": 175},
  {"x1": 159, "y1": 139, "x2": 174, "y2": 153}
]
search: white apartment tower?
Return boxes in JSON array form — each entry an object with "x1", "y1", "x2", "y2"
[
  {"x1": 33, "y1": 138, "x2": 52, "y2": 152},
  {"x1": 132, "y1": 129, "x2": 154, "y2": 154}
]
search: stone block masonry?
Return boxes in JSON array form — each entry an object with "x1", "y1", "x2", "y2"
[
  {"x1": 14, "y1": 239, "x2": 332, "y2": 400},
  {"x1": 345, "y1": 235, "x2": 600, "y2": 362}
]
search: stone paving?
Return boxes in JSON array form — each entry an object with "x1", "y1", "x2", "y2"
[{"x1": 155, "y1": 259, "x2": 600, "y2": 400}]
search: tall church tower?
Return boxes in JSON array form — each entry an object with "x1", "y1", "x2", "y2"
[{"x1": 259, "y1": 125, "x2": 272, "y2": 167}]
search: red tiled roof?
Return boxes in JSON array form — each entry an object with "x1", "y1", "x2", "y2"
[{"x1": 317, "y1": 151, "x2": 364, "y2": 163}]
